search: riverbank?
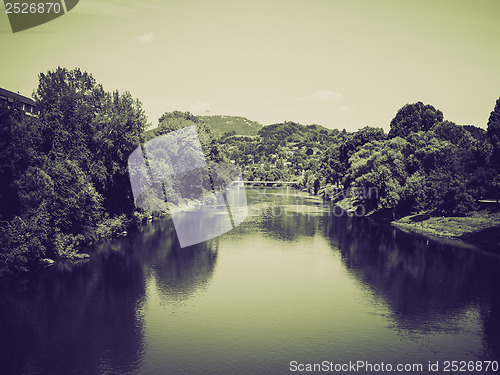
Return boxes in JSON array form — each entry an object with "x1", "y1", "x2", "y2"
[
  {"x1": 55, "y1": 210, "x2": 171, "y2": 261},
  {"x1": 392, "y1": 209, "x2": 500, "y2": 251},
  {"x1": 322, "y1": 190, "x2": 500, "y2": 252},
  {"x1": 330, "y1": 196, "x2": 364, "y2": 215}
]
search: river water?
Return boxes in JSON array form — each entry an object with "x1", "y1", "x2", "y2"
[{"x1": 1, "y1": 188, "x2": 499, "y2": 375}]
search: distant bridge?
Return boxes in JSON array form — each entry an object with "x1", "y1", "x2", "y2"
[{"x1": 231, "y1": 180, "x2": 298, "y2": 185}]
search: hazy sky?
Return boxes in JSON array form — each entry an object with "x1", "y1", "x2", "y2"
[{"x1": 1, "y1": 0, "x2": 500, "y2": 131}]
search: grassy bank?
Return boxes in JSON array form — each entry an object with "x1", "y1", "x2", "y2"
[{"x1": 392, "y1": 209, "x2": 500, "y2": 251}]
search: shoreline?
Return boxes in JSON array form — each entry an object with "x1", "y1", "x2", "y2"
[
  {"x1": 320, "y1": 190, "x2": 500, "y2": 253},
  {"x1": 12, "y1": 187, "x2": 500, "y2": 275},
  {"x1": 390, "y1": 210, "x2": 500, "y2": 253},
  {"x1": 47, "y1": 210, "x2": 172, "y2": 264},
  {"x1": 54, "y1": 190, "x2": 500, "y2": 263}
]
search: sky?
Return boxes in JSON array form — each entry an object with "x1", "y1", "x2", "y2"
[{"x1": 1, "y1": 0, "x2": 500, "y2": 131}]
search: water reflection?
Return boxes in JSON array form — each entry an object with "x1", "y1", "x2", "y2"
[
  {"x1": 126, "y1": 218, "x2": 219, "y2": 302},
  {"x1": 484, "y1": 292, "x2": 500, "y2": 361},
  {"x1": 322, "y1": 213, "x2": 500, "y2": 361},
  {"x1": 1, "y1": 188, "x2": 500, "y2": 375},
  {"x1": 150, "y1": 239, "x2": 218, "y2": 302},
  {"x1": 246, "y1": 189, "x2": 500, "y2": 362},
  {"x1": 0, "y1": 214, "x2": 220, "y2": 375},
  {"x1": 0, "y1": 244, "x2": 146, "y2": 375},
  {"x1": 247, "y1": 188, "x2": 327, "y2": 241}
]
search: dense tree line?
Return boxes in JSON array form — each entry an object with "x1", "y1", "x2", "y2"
[
  {"x1": 1, "y1": 66, "x2": 499, "y2": 274},
  {"x1": 0, "y1": 68, "x2": 149, "y2": 274},
  {"x1": 0, "y1": 68, "x2": 225, "y2": 275},
  {"x1": 224, "y1": 101, "x2": 499, "y2": 218},
  {"x1": 343, "y1": 103, "x2": 497, "y2": 217}
]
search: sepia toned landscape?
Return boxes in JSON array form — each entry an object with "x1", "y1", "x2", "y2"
[{"x1": 1, "y1": 1, "x2": 500, "y2": 374}]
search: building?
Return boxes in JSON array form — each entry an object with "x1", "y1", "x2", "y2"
[{"x1": 0, "y1": 87, "x2": 37, "y2": 115}]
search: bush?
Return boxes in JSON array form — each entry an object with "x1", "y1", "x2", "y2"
[
  {"x1": 450, "y1": 192, "x2": 479, "y2": 216},
  {"x1": 85, "y1": 214, "x2": 129, "y2": 244},
  {"x1": 0, "y1": 216, "x2": 48, "y2": 275},
  {"x1": 54, "y1": 231, "x2": 84, "y2": 259}
]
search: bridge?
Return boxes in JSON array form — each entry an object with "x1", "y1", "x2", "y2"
[{"x1": 231, "y1": 180, "x2": 298, "y2": 186}]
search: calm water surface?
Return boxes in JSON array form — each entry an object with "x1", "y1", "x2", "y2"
[{"x1": 1, "y1": 188, "x2": 500, "y2": 375}]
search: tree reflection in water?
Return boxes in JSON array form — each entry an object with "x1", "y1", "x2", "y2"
[
  {"x1": 0, "y1": 237, "x2": 146, "y2": 375},
  {"x1": 322, "y1": 215, "x2": 500, "y2": 361},
  {"x1": 245, "y1": 188, "x2": 500, "y2": 362},
  {"x1": 0, "y1": 214, "x2": 219, "y2": 375},
  {"x1": 1, "y1": 189, "x2": 499, "y2": 375}
]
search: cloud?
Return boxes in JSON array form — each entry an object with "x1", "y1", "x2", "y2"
[
  {"x1": 298, "y1": 90, "x2": 343, "y2": 103},
  {"x1": 334, "y1": 105, "x2": 354, "y2": 112},
  {"x1": 189, "y1": 101, "x2": 212, "y2": 114},
  {"x1": 134, "y1": 33, "x2": 154, "y2": 44}
]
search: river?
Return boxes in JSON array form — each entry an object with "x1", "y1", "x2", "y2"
[{"x1": 1, "y1": 188, "x2": 499, "y2": 375}]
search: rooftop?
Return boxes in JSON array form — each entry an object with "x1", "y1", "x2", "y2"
[{"x1": 0, "y1": 87, "x2": 36, "y2": 107}]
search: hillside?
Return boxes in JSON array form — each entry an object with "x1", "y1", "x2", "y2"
[
  {"x1": 200, "y1": 115, "x2": 263, "y2": 136},
  {"x1": 258, "y1": 121, "x2": 333, "y2": 143}
]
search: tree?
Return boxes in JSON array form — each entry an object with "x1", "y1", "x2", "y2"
[
  {"x1": 388, "y1": 102, "x2": 443, "y2": 138},
  {"x1": 152, "y1": 111, "x2": 225, "y2": 164},
  {"x1": 487, "y1": 97, "x2": 500, "y2": 172},
  {"x1": 1, "y1": 67, "x2": 149, "y2": 274},
  {"x1": 34, "y1": 68, "x2": 147, "y2": 214},
  {"x1": 0, "y1": 103, "x2": 22, "y2": 220},
  {"x1": 35, "y1": 67, "x2": 107, "y2": 156},
  {"x1": 345, "y1": 138, "x2": 410, "y2": 214},
  {"x1": 403, "y1": 133, "x2": 481, "y2": 214},
  {"x1": 318, "y1": 127, "x2": 386, "y2": 186},
  {"x1": 352, "y1": 126, "x2": 386, "y2": 145},
  {"x1": 92, "y1": 90, "x2": 147, "y2": 213},
  {"x1": 432, "y1": 121, "x2": 474, "y2": 149},
  {"x1": 320, "y1": 146, "x2": 342, "y2": 185}
]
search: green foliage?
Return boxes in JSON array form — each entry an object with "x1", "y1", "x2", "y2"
[
  {"x1": 85, "y1": 214, "x2": 129, "y2": 244},
  {"x1": 432, "y1": 121, "x2": 474, "y2": 148},
  {"x1": 344, "y1": 115, "x2": 496, "y2": 216},
  {"x1": 0, "y1": 67, "x2": 147, "y2": 274},
  {"x1": 258, "y1": 121, "x2": 331, "y2": 145},
  {"x1": 1, "y1": 68, "x2": 498, "y2": 275},
  {"x1": 227, "y1": 120, "x2": 337, "y2": 184},
  {"x1": 34, "y1": 67, "x2": 147, "y2": 214},
  {"x1": 346, "y1": 138, "x2": 409, "y2": 211},
  {"x1": 0, "y1": 103, "x2": 45, "y2": 220},
  {"x1": 487, "y1": 97, "x2": 500, "y2": 144},
  {"x1": 388, "y1": 102, "x2": 443, "y2": 138},
  {"x1": 320, "y1": 146, "x2": 342, "y2": 184},
  {"x1": 142, "y1": 111, "x2": 230, "y2": 205},
  {"x1": 402, "y1": 133, "x2": 482, "y2": 215},
  {"x1": 200, "y1": 115, "x2": 262, "y2": 136},
  {"x1": 401, "y1": 171, "x2": 427, "y2": 212},
  {"x1": 0, "y1": 103, "x2": 22, "y2": 220},
  {"x1": 147, "y1": 111, "x2": 226, "y2": 163},
  {"x1": 320, "y1": 126, "x2": 386, "y2": 185},
  {"x1": 352, "y1": 126, "x2": 386, "y2": 145},
  {"x1": 54, "y1": 231, "x2": 85, "y2": 259},
  {"x1": 0, "y1": 212, "x2": 50, "y2": 275},
  {"x1": 487, "y1": 97, "x2": 500, "y2": 171}
]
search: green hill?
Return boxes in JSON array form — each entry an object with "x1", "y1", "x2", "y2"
[
  {"x1": 257, "y1": 121, "x2": 333, "y2": 144},
  {"x1": 201, "y1": 115, "x2": 263, "y2": 136}
]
